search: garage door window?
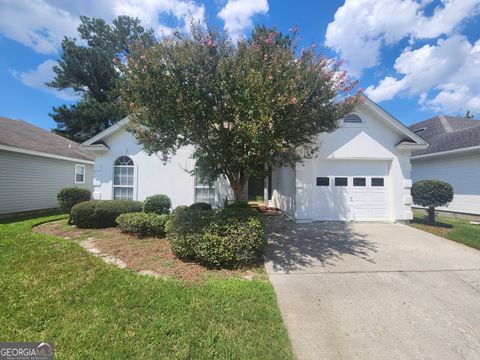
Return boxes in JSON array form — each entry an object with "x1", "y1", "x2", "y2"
[
  {"x1": 316, "y1": 177, "x2": 329, "y2": 186},
  {"x1": 371, "y1": 178, "x2": 384, "y2": 187},
  {"x1": 353, "y1": 177, "x2": 366, "y2": 186},
  {"x1": 334, "y1": 177, "x2": 348, "y2": 186}
]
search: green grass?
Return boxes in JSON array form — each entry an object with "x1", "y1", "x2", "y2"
[
  {"x1": 410, "y1": 210, "x2": 480, "y2": 250},
  {"x1": 0, "y1": 215, "x2": 292, "y2": 360}
]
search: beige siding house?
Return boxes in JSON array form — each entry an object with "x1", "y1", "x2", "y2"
[{"x1": 0, "y1": 117, "x2": 94, "y2": 215}]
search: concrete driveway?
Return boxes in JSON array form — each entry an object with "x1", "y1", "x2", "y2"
[{"x1": 264, "y1": 214, "x2": 480, "y2": 360}]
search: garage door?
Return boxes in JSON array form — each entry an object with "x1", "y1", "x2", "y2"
[{"x1": 313, "y1": 160, "x2": 391, "y2": 221}]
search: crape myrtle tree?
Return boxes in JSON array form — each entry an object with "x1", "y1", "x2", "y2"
[
  {"x1": 119, "y1": 25, "x2": 361, "y2": 201},
  {"x1": 48, "y1": 16, "x2": 155, "y2": 142}
]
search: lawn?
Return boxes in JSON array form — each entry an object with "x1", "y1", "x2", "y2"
[
  {"x1": 0, "y1": 214, "x2": 293, "y2": 360},
  {"x1": 409, "y1": 210, "x2": 480, "y2": 251}
]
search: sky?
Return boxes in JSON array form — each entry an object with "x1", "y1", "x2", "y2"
[{"x1": 0, "y1": 0, "x2": 479, "y2": 132}]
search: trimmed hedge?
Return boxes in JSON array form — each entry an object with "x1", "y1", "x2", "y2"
[
  {"x1": 188, "y1": 202, "x2": 212, "y2": 211},
  {"x1": 166, "y1": 207, "x2": 265, "y2": 268},
  {"x1": 56, "y1": 187, "x2": 91, "y2": 212},
  {"x1": 411, "y1": 180, "x2": 454, "y2": 208},
  {"x1": 71, "y1": 200, "x2": 143, "y2": 228},
  {"x1": 116, "y1": 212, "x2": 170, "y2": 237},
  {"x1": 143, "y1": 194, "x2": 171, "y2": 214}
]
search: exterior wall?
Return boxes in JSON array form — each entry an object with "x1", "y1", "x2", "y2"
[
  {"x1": 269, "y1": 166, "x2": 296, "y2": 217},
  {"x1": 0, "y1": 150, "x2": 93, "y2": 214},
  {"x1": 411, "y1": 152, "x2": 480, "y2": 215},
  {"x1": 293, "y1": 103, "x2": 413, "y2": 222},
  {"x1": 92, "y1": 129, "x2": 232, "y2": 207}
]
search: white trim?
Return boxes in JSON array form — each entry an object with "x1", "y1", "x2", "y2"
[
  {"x1": 411, "y1": 145, "x2": 480, "y2": 160},
  {"x1": 74, "y1": 164, "x2": 86, "y2": 184},
  {"x1": 81, "y1": 118, "x2": 129, "y2": 146},
  {"x1": 362, "y1": 96, "x2": 428, "y2": 146},
  {"x1": 0, "y1": 144, "x2": 94, "y2": 164},
  {"x1": 112, "y1": 155, "x2": 135, "y2": 200}
]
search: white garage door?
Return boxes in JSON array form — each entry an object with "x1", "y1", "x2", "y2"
[{"x1": 313, "y1": 160, "x2": 391, "y2": 221}]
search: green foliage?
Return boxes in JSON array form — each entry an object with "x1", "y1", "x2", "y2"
[
  {"x1": 56, "y1": 187, "x2": 91, "y2": 212},
  {"x1": 0, "y1": 215, "x2": 293, "y2": 359},
  {"x1": 411, "y1": 180, "x2": 454, "y2": 208},
  {"x1": 142, "y1": 194, "x2": 171, "y2": 214},
  {"x1": 172, "y1": 205, "x2": 188, "y2": 215},
  {"x1": 71, "y1": 200, "x2": 143, "y2": 228},
  {"x1": 48, "y1": 16, "x2": 155, "y2": 142},
  {"x1": 166, "y1": 207, "x2": 265, "y2": 268},
  {"x1": 116, "y1": 212, "x2": 169, "y2": 237},
  {"x1": 189, "y1": 202, "x2": 213, "y2": 211},
  {"x1": 120, "y1": 24, "x2": 360, "y2": 200},
  {"x1": 224, "y1": 200, "x2": 250, "y2": 209}
]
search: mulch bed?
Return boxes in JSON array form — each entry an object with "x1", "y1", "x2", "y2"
[{"x1": 34, "y1": 220, "x2": 262, "y2": 283}]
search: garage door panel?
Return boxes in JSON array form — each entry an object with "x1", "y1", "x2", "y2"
[{"x1": 314, "y1": 160, "x2": 391, "y2": 221}]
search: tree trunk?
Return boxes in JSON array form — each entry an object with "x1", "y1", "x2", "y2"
[
  {"x1": 427, "y1": 206, "x2": 436, "y2": 226},
  {"x1": 228, "y1": 173, "x2": 249, "y2": 202}
]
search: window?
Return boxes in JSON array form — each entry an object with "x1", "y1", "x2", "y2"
[
  {"x1": 353, "y1": 177, "x2": 366, "y2": 187},
  {"x1": 113, "y1": 156, "x2": 134, "y2": 200},
  {"x1": 316, "y1": 177, "x2": 329, "y2": 186},
  {"x1": 371, "y1": 178, "x2": 384, "y2": 187},
  {"x1": 334, "y1": 177, "x2": 348, "y2": 186},
  {"x1": 75, "y1": 164, "x2": 85, "y2": 184},
  {"x1": 194, "y1": 175, "x2": 215, "y2": 205},
  {"x1": 343, "y1": 114, "x2": 362, "y2": 124}
]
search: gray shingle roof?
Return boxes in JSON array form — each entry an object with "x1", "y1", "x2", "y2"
[
  {"x1": 0, "y1": 116, "x2": 94, "y2": 161},
  {"x1": 410, "y1": 115, "x2": 480, "y2": 157}
]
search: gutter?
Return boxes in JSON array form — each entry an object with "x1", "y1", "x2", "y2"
[
  {"x1": 0, "y1": 144, "x2": 95, "y2": 164},
  {"x1": 411, "y1": 145, "x2": 480, "y2": 160}
]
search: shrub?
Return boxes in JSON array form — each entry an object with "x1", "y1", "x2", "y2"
[
  {"x1": 172, "y1": 205, "x2": 188, "y2": 214},
  {"x1": 188, "y1": 202, "x2": 212, "y2": 211},
  {"x1": 116, "y1": 212, "x2": 169, "y2": 237},
  {"x1": 143, "y1": 194, "x2": 171, "y2": 214},
  {"x1": 224, "y1": 200, "x2": 250, "y2": 209},
  {"x1": 412, "y1": 180, "x2": 454, "y2": 226},
  {"x1": 56, "y1": 187, "x2": 91, "y2": 213},
  {"x1": 167, "y1": 207, "x2": 265, "y2": 268},
  {"x1": 71, "y1": 200, "x2": 143, "y2": 228}
]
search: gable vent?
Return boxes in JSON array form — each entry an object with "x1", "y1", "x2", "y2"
[{"x1": 343, "y1": 114, "x2": 363, "y2": 123}]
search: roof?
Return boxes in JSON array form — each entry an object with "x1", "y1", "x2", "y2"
[
  {"x1": 0, "y1": 116, "x2": 95, "y2": 162},
  {"x1": 82, "y1": 98, "x2": 428, "y2": 152},
  {"x1": 410, "y1": 115, "x2": 480, "y2": 157}
]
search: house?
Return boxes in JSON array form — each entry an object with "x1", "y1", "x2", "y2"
[
  {"x1": 81, "y1": 96, "x2": 427, "y2": 222},
  {"x1": 410, "y1": 115, "x2": 480, "y2": 215},
  {"x1": 0, "y1": 117, "x2": 94, "y2": 216}
]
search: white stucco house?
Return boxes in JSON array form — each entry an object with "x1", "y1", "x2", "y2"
[
  {"x1": 81, "y1": 96, "x2": 427, "y2": 222},
  {"x1": 410, "y1": 115, "x2": 480, "y2": 215}
]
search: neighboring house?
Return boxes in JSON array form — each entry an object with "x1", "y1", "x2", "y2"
[
  {"x1": 81, "y1": 96, "x2": 427, "y2": 222},
  {"x1": 0, "y1": 117, "x2": 94, "y2": 215},
  {"x1": 410, "y1": 115, "x2": 480, "y2": 215}
]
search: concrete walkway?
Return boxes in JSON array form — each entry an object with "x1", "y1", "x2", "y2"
[{"x1": 264, "y1": 214, "x2": 480, "y2": 360}]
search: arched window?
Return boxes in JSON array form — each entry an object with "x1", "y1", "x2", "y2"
[
  {"x1": 113, "y1": 156, "x2": 134, "y2": 200},
  {"x1": 343, "y1": 114, "x2": 363, "y2": 124}
]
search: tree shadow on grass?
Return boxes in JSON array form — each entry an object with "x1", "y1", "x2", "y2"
[{"x1": 263, "y1": 213, "x2": 377, "y2": 273}]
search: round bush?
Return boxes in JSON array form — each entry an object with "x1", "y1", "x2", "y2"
[
  {"x1": 188, "y1": 202, "x2": 212, "y2": 211},
  {"x1": 172, "y1": 205, "x2": 188, "y2": 214},
  {"x1": 167, "y1": 207, "x2": 265, "y2": 268},
  {"x1": 56, "y1": 187, "x2": 91, "y2": 212},
  {"x1": 71, "y1": 200, "x2": 143, "y2": 228},
  {"x1": 411, "y1": 180, "x2": 454, "y2": 208},
  {"x1": 143, "y1": 194, "x2": 171, "y2": 214},
  {"x1": 116, "y1": 212, "x2": 169, "y2": 237}
]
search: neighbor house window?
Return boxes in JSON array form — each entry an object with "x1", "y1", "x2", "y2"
[
  {"x1": 75, "y1": 164, "x2": 85, "y2": 184},
  {"x1": 194, "y1": 175, "x2": 215, "y2": 205},
  {"x1": 113, "y1": 156, "x2": 134, "y2": 200},
  {"x1": 334, "y1": 177, "x2": 348, "y2": 186}
]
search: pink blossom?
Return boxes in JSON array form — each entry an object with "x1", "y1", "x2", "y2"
[
  {"x1": 206, "y1": 37, "x2": 215, "y2": 47},
  {"x1": 129, "y1": 102, "x2": 135, "y2": 109},
  {"x1": 290, "y1": 97, "x2": 298, "y2": 105},
  {"x1": 268, "y1": 74, "x2": 273, "y2": 80}
]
